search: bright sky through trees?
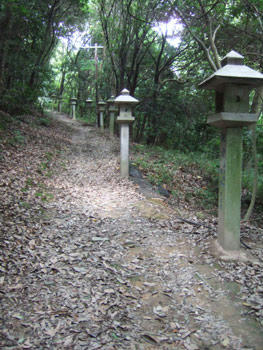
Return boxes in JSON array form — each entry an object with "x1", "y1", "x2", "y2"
[
  {"x1": 60, "y1": 18, "x2": 183, "y2": 51},
  {"x1": 153, "y1": 18, "x2": 183, "y2": 47}
]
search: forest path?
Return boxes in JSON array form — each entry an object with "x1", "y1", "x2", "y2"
[{"x1": 1, "y1": 112, "x2": 263, "y2": 350}]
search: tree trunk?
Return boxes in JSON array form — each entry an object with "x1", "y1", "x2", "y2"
[
  {"x1": 0, "y1": 4, "x2": 13, "y2": 93},
  {"x1": 243, "y1": 87, "x2": 263, "y2": 221}
]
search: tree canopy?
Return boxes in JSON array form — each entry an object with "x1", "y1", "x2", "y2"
[{"x1": 1, "y1": 0, "x2": 263, "y2": 149}]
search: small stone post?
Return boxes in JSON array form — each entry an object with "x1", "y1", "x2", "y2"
[
  {"x1": 199, "y1": 50, "x2": 263, "y2": 252},
  {"x1": 51, "y1": 95, "x2": 56, "y2": 111},
  {"x1": 58, "y1": 96, "x2": 62, "y2": 112},
  {"x1": 115, "y1": 89, "x2": 139, "y2": 177},
  {"x1": 98, "y1": 101, "x2": 106, "y2": 132},
  {"x1": 70, "y1": 97, "x2": 77, "y2": 120},
  {"x1": 85, "y1": 99, "x2": 92, "y2": 120},
  {"x1": 107, "y1": 95, "x2": 118, "y2": 137}
]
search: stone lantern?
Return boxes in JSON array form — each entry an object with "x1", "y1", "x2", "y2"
[
  {"x1": 70, "y1": 97, "x2": 77, "y2": 120},
  {"x1": 98, "y1": 101, "x2": 106, "y2": 131},
  {"x1": 107, "y1": 95, "x2": 118, "y2": 137},
  {"x1": 86, "y1": 99, "x2": 92, "y2": 108},
  {"x1": 51, "y1": 95, "x2": 56, "y2": 111},
  {"x1": 115, "y1": 89, "x2": 139, "y2": 177},
  {"x1": 58, "y1": 96, "x2": 63, "y2": 112},
  {"x1": 199, "y1": 50, "x2": 263, "y2": 253},
  {"x1": 85, "y1": 99, "x2": 93, "y2": 120}
]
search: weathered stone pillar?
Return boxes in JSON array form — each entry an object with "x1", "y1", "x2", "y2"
[
  {"x1": 70, "y1": 97, "x2": 77, "y2": 120},
  {"x1": 218, "y1": 127, "x2": 243, "y2": 250},
  {"x1": 85, "y1": 99, "x2": 92, "y2": 120},
  {"x1": 98, "y1": 101, "x2": 106, "y2": 132},
  {"x1": 199, "y1": 50, "x2": 263, "y2": 252},
  {"x1": 115, "y1": 89, "x2": 139, "y2": 178},
  {"x1": 58, "y1": 96, "x2": 62, "y2": 112},
  {"x1": 107, "y1": 95, "x2": 118, "y2": 137},
  {"x1": 51, "y1": 95, "x2": 56, "y2": 111}
]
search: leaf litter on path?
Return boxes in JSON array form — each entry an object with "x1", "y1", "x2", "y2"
[{"x1": 0, "y1": 112, "x2": 263, "y2": 349}]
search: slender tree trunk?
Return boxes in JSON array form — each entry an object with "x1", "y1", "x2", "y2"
[
  {"x1": 243, "y1": 87, "x2": 263, "y2": 221},
  {"x1": 243, "y1": 124, "x2": 258, "y2": 221},
  {"x1": 0, "y1": 4, "x2": 13, "y2": 93},
  {"x1": 59, "y1": 69, "x2": 66, "y2": 97}
]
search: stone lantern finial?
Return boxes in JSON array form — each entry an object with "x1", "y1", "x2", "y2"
[{"x1": 221, "y1": 50, "x2": 244, "y2": 66}]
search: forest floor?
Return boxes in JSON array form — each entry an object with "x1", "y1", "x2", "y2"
[{"x1": 1, "y1": 111, "x2": 263, "y2": 350}]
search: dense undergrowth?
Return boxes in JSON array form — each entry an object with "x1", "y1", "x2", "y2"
[
  {"x1": 130, "y1": 140, "x2": 263, "y2": 224},
  {"x1": 131, "y1": 143, "x2": 219, "y2": 211}
]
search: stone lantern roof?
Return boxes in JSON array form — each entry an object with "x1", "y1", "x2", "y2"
[
  {"x1": 114, "y1": 89, "x2": 139, "y2": 104},
  {"x1": 98, "y1": 101, "x2": 106, "y2": 112},
  {"x1": 107, "y1": 95, "x2": 118, "y2": 112},
  {"x1": 107, "y1": 95, "x2": 115, "y2": 104},
  {"x1": 86, "y1": 99, "x2": 92, "y2": 104},
  {"x1": 199, "y1": 50, "x2": 263, "y2": 91}
]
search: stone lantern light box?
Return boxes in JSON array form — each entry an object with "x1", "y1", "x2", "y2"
[
  {"x1": 70, "y1": 97, "x2": 77, "y2": 103},
  {"x1": 85, "y1": 99, "x2": 92, "y2": 106},
  {"x1": 200, "y1": 50, "x2": 263, "y2": 127},
  {"x1": 98, "y1": 101, "x2": 106, "y2": 111},
  {"x1": 115, "y1": 88, "x2": 139, "y2": 121},
  {"x1": 107, "y1": 95, "x2": 118, "y2": 112}
]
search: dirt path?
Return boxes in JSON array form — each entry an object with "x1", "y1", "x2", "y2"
[{"x1": 1, "y1": 113, "x2": 263, "y2": 350}]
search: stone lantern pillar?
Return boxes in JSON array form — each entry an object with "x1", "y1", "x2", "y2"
[
  {"x1": 58, "y1": 96, "x2": 63, "y2": 112},
  {"x1": 199, "y1": 50, "x2": 263, "y2": 252},
  {"x1": 70, "y1": 97, "x2": 77, "y2": 120},
  {"x1": 115, "y1": 89, "x2": 139, "y2": 178},
  {"x1": 51, "y1": 95, "x2": 56, "y2": 111},
  {"x1": 107, "y1": 95, "x2": 118, "y2": 137},
  {"x1": 98, "y1": 101, "x2": 106, "y2": 132}
]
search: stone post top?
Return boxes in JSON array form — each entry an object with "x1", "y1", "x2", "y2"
[
  {"x1": 98, "y1": 101, "x2": 106, "y2": 111},
  {"x1": 199, "y1": 50, "x2": 263, "y2": 90},
  {"x1": 107, "y1": 95, "x2": 115, "y2": 104},
  {"x1": 86, "y1": 99, "x2": 92, "y2": 104},
  {"x1": 114, "y1": 88, "x2": 139, "y2": 104},
  {"x1": 70, "y1": 97, "x2": 77, "y2": 102},
  {"x1": 221, "y1": 50, "x2": 244, "y2": 66}
]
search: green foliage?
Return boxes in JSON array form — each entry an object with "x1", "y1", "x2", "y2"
[
  {"x1": 0, "y1": 0, "x2": 86, "y2": 114},
  {"x1": 0, "y1": 111, "x2": 14, "y2": 130},
  {"x1": 38, "y1": 117, "x2": 51, "y2": 127},
  {"x1": 35, "y1": 190, "x2": 54, "y2": 202},
  {"x1": 132, "y1": 143, "x2": 219, "y2": 209},
  {"x1": 9, "y1": 130, "x2": 25, "y2": 146},
  {"x1": 242, "y1": 125, "x2": 263, "y2": 204}
]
